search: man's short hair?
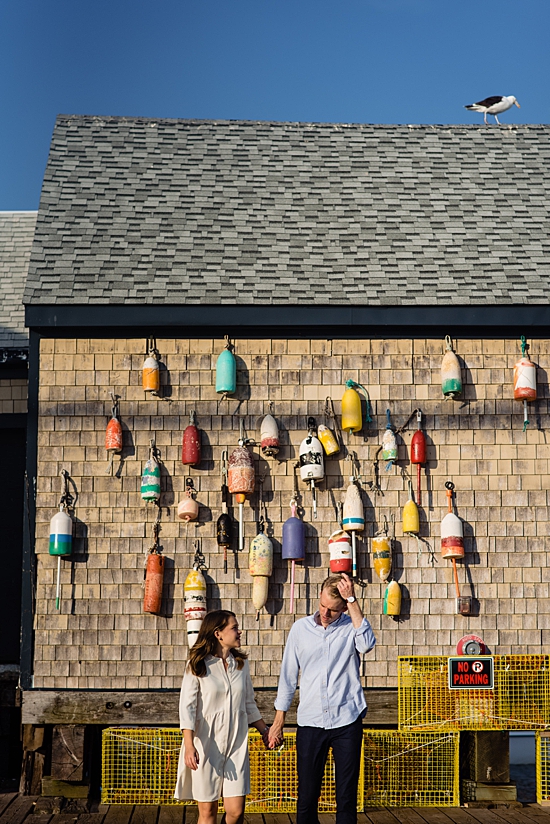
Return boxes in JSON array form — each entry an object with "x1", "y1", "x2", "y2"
[{"x1": 320, "y1": 574, "x2": 346, "y2": 606}]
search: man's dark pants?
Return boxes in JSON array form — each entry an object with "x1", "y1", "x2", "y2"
[{"x1": 296, "y1": 715, "x2": 363, "y2": 824}]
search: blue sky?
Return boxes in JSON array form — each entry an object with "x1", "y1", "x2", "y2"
[{"x1": 1, "y1": 0, "x2": 548, "y2": 210}]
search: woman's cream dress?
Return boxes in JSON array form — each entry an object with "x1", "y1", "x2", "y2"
[{"x1": 174, "y1": 654, "x2": 262, "y2": 802}]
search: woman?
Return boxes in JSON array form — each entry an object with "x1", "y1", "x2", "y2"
[{"x1": 174, "y1": 610, "x2": 278, "y2": 824}]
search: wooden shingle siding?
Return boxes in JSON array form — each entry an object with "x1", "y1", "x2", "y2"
[{"x1": 32, "y1": 336, "x2": 550, "y2": 690}]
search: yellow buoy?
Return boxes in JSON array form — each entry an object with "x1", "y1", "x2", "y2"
[
  {"x1": 342, "y1": 383, "x2": 362, "y2": 433},
  {"x1": 372, "y1": 530, "x2": 391, "y2": 583},
  {"x1": 402, "y1": 480, "x2": 419, "y2": 535},
  {"x1": 383, "y1": 580, "x2": 401, "y2": 616}
]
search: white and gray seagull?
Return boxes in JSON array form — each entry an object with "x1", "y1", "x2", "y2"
[{"x1": 465, "y1": 95, "x2": 520, "y2": 125}]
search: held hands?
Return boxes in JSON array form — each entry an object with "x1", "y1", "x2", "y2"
[
  {"x1": 184, "y1": 745, "x2": 200, "y2": 770},
  {"x1": 267, "y1": 724, "x2": 284, "y2": 750},
  {"x1": 337, "y1": 572, "x2": 354, "y2": 602}
]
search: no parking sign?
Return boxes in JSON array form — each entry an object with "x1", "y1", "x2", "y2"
[{"x1": 448, "y1": 656, "x2": 494, "y2": 690}]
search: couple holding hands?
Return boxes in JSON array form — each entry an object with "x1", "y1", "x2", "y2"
[{"x1": 175, "y1": 573, "x2": 376, "y2": 824}]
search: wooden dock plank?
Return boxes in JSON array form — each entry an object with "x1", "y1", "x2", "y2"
[
  {"x1": 74, "y1": 814, "x2": 108, "y2": 824},
  {"x1": 361, "y1": 810, "x2": 402, "y2": 824},
  {"x1": 129, "y1": 808, "x2": 158, "y2": 824},
  {"x1": 262, "y1": 815, "x2": 293, "y2": 824},
  {"x1": 101, "y1": 806, "x2": 134, "y2": 824},
  {"x1": 157, "y1": 809, "x2": 183, "y2": 824},
  {"x1": 0, "y1": 798, "x2": 18, "y2": 819},
  {"x1": 407, "y1": 810, "x2": 468, "y2": 824},
  {"x1": 457, "y1": 808, "x2": 513, "y2": 824},
  {"x1": 385, "y1": 808, "x2": 432, "y2": 824},
  {"x1": 485, "y1": 809, "x2": 550, "y2": 824},
  {"x1": 0, "y1": 796, "x2": 37, "y2": 824}
]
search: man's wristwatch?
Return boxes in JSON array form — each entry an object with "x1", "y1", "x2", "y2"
[{"x1": 346, "y1": 596, "x2": 356, "y2": 603}]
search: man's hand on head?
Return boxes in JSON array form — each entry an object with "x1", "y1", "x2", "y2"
[{"x1": 337, "y1": 573, "x2": 354, "y2": 602}]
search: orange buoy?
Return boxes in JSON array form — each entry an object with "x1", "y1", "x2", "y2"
[
  {"x1": 144, "y1": 552, "x2": 164, "y2": 614},
  {"x1": 105, "y1": 393, "x2": 123, "y2": 475},
  {"x1": 143, "y1": 338, "x2": 160, "y2": 395}
]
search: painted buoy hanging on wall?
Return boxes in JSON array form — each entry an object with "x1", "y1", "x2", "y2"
[
  {"x1": 249, "y1": 518, "x2": 273, "y2": 619},
  {"x1": 318, "y1": 397, "x2": 340, "y2": 457},
  {"x1": 441, "y1": 336, "x2": 462, "y2": 399},
  {"x1": 372, "y1": 523, "x2": 392, "y2": 583},
  {"x1": 177, "y1": 477, "x2": 200, "y2": 523},
  {"x1": 217, "y1": 452, "x2": 233, "y2": 573},
  {"x1": 299, "y1": 417, "x2": 324, "y2": 519},
  {"x1": 342, "y1": 473, "x2": 364, "y2": 578},
  {"x1": 144, "y1": 517, "x2": 164, "y2": 615},
  {"x1": 381, "y1": 409, "x2": 398, "y2": 471},
  {"x1": 216, "y1": 336, "x2": 237, "y2": 398},
  {"x1": 441, "y1": 481, "x2": 464, "y2": 560},
  {"x1": 402, "y1": 480, "x2": 420, "y2": 537},
  {"x1": 328, "y1": 529, "x2": 352, "y2": 573},
  {"x1": 228, "y1": 421, "x2": 255, "y2": 550},
  {"x1": 142, "y1": 338, "x2": 160, "y2": 396},
  {"x1": 341, "y1": 379, "x2": 372, "y2": 436},
  {"x1": 49, "y1": 469, "x2": 73, "y2": 611},
  {"x1": 184, "y1": 541, "x2": 207, "y2": 647},
  {"x1": 410, "y1": 409, "x2": 426, "y2": 507},
  {"x1": 182, "y1": 411, "x2": 201, "y2": 466},
  {"x1": 141, "y1": 440, "x2": 161, "y2": 503},
  {"x1": 383, "y1": 580, "x2": 402, "y2": 617},
  {"x1": 105, "y1": 392, "x2": 123, "y2": 475},
  {"x1": 514, "y1": 336, "x2": 536, "y2": 431},
  {"x1": 282, "y1": 498, "x2": 305, "y2": 613},
  {"x1": 260, "y1": 409, "x2": 280, "y2": 457}
]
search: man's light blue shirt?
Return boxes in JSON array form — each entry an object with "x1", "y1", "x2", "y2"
[{"x1": 274, "y1": 612, "x2": 376, "y2": 729}]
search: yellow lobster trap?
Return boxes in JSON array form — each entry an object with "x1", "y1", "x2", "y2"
[
  {"x1": 102, "y1": 727, "x2": 459, "y2": 809},
  {"x1": 101, "y1": 728, "x2": 361, "y2": 810},
  {"x1": 399, "y1": 655, "x2": 550, "y2": 731},
  {"x1": 536, "y1": 731, "x2": 550, "y2": 805},
  {"x1": 363, "y1": 730, "x2": 459, "y2": 807}
]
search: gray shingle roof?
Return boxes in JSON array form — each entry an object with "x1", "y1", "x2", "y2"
[
  {"x1": 1, "y1": 212, "x2": 37, "y2": 345},
  {"x1": 24, "y1": 116, "x2": 550, "y2": 306}
]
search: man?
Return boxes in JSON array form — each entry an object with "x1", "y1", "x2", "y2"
[{"x1": 269, "y1": 573, "x2": 376, "y2": 824}]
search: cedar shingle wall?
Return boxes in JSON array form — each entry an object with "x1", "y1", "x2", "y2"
[
  {"x1": 33, "y1": 337, "x2": 550, "y2": 689},
  {"x1": 0, "y1": 379, "x2": 28, "y2": 413}
]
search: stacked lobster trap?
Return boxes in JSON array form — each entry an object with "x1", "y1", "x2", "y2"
[{"x1": 101, "y1": 726, "x2": 459, "y2": 809}]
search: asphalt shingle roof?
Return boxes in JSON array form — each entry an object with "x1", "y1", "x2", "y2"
[
  {"x1": 1, "y1": 211, "x2": 37, "y2": 345},
  {"x1": 24, "y1": 116, "x2": 550, "y2": 306}
]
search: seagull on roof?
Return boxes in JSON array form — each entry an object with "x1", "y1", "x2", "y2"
[{"x1": 465, "y1": 95, "x2": 520, "y2": 125}]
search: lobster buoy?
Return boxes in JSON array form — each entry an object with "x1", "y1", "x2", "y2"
[
  {"x1": 177, "y1": 477, "x2": 200, "y2": 523},
  {"x1": 216, "y1": 336, "x2": 237, "y2": 397},
  {"x1": 143, "y1": 339, "x2": 160, "y2": 396},
  {"x1": 441, "y1": 336, "x2": 462, "y2": 399},
  {"x1": 249, "y1": 520, "x2": 273, "y2": 619},
  {"x1": 383, "y1": 580, "x2": 401, "y2": 617},
  {"x1": 410, "y1": 409, "x2": 426, "y2": 507},
  {"x1": 402, "y1": 480, "x2": 420, "y2": 536},
  {"x1": 328, "y1": 530, "x2": 352, "y2": 573},
  {"x1": 372, "y1": 526, "x2": 391, "y2": 583},
  {"x1": 184, "y1": 565, "x2": 207, "y2": 647},
  {"x1": 299, "y1": 417, "x2": 324, "y2": 520},
  {"x1": 143, "y1": 552, "x2": 164, "y2": 614},
  {"x1": 182, "y1": 411, "x2": 201, "y2": 466},
  {"x1": 342, "y1": 479, "x2": 364, "y2": 578},
  {"x1": 318, "y1": 425, "x2": 339, "y2": 456},
  {"x1": 228, "y1": 442, "x2": 255, "y2": 550},
  {"x1": 217, "y1": 481, "x2": 233, "y2": 574},
  {"x1": 105, "y1": 393, "x2": 123, "y2": 475},
  {"x1": 514, "y1": 336, "x2": 536, "y2": 431},
  {"x1": 50, "y1": 506, "x2": 73, "y2": 611},
  {"x1": 381, "y1": 409, "x2": 398, "y2": 471},
  {"x1": 342, "y1": 381, "x2": 362, "y2": 434},
  {"x1": 260, "y1": 413, "x2": 280, "y2": 457},
  {"x1": 441, "y1": 481, "x2": 464, "y2": 559},
  {"x1": 282, "y1": 499, "x2": 305, "y2": 613},
  {"x1": 141, "y1": 441, "x2": 161, "y2": 503}
]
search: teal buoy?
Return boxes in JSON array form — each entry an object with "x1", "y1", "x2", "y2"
[{"x1": 216, "y1": 337, "x2": 236, "y2": 396}]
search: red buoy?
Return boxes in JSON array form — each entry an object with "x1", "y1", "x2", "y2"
[
  {"x1": 182, "y1": 410, "x2": 201, "y2": 466},
  {"x1": 410, "y1": 410, "x2": 426, "y2": 506}
]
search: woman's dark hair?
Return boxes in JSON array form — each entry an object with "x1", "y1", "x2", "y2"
[{"x1": 187, "y1": 610, "x2": 247, "y2": 677}]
